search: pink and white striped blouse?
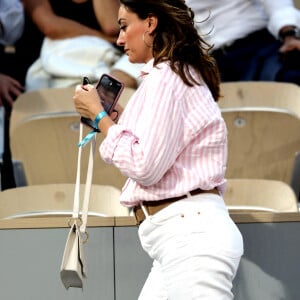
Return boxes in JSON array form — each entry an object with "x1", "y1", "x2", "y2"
[{"x1": 100, "y1": 59, "x2": 227, "y2": 207}]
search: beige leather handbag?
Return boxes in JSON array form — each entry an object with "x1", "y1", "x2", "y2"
[{"x1": 60, "y1": 123, "x2": 96, "y2": 289}]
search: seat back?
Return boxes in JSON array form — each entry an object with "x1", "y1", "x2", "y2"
[
  {"x1": 10, "y1": 87, "x2": 135, "y2": 188},
  {"x1": 218, "y1": 81, "x2": 300, "y2": 186},
  {"x1": 295, "y1": 0, "x2": 300, "y2": 9},
  {"x1": 10, "y1": 114, "x2": 128, "y2": 188},
  {"x1": 222, "y1": 109, "x2": 300, "y2": 184},
  {"x1": 224, "y1": 178, "x2": 298, "y2": 212},
  {"x1": 219, "y1": 81, "x2": 300, "y2": 114},
  {"x1": 0, "y1": 183, "x2": 129, "y2": 219}
]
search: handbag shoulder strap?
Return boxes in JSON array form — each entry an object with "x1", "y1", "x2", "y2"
[{"x1": 73, "y1": 122, "x2": 96, "y2": 233}]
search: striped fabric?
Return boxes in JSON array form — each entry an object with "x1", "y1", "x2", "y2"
[{"x1": 100, "y1": 59, "x2": 227, "y2": 207}]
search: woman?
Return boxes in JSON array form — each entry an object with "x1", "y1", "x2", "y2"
[{"x1": 73, "y1": 0, "x2": 244, "y2": 298}]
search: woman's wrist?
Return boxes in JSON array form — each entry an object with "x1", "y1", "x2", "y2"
[{"x1": 94, "y1": 110, "x2": 108, "y2": 129}]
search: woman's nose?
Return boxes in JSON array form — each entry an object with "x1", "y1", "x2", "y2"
[{"x1": 117, "y1": 32, "x2": 125, "y2": 47}]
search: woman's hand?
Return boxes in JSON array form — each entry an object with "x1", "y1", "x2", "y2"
[
  {"x1": 111, "y1": 103, "x2": 124, "y2": 122},
  {"x1": 73, "y1": 83, "x2": 119, "y2": 136},
  {"x1": 73, "y1": 84, "x2": 103, "y2": 121}
]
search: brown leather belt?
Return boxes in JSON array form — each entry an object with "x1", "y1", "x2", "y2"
[{"x1": 133, "y1": 188, "x2": 219, "y2": 225}]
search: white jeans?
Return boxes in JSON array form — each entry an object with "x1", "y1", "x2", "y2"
[{"x1": 137, "y1": 193, "x2": 244, "y2": 299}]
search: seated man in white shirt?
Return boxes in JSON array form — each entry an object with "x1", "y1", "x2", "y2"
[{"x1": 187, "y1": 0, "x2": 300, "y2": 84}]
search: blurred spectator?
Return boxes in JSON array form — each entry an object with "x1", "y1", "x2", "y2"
[
  {"x1": 0, "y1": 0, "x2": 24, "y2": 44},
  {"x1": 0, "y1": 0, "x2": 25, "y2": 105},
  {"x1": 0, "y1": 74, "x2": 23, "y2": 109},
  {"x1": 0, "y1": 0, "x2": 25, "y2": 189},
  {"x1": 187, "y1": 0, "x2": 300, "y2": 84},
  {"x1": 21, "y1": 0, "x2": 142, "y2": 90}
]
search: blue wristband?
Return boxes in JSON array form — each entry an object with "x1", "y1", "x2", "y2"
[
  {"x1": 78, "y1": 110, "x2": 108, "y2": 147},
  {"x1": 94, "y1": 110, "x2": 108, "y2": 129}
]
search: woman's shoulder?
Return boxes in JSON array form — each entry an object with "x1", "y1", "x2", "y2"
[{"x1": 150, "y1": 61, "x2": 180, "y2": 84}]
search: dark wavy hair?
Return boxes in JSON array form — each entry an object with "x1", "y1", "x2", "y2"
[{"x1": 119, "y1": 0, "x2": 220, "y2": 101}]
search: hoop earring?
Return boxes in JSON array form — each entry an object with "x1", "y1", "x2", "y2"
[{"x1": 142, "y1": 31, "x2": 152, "y2": 48}]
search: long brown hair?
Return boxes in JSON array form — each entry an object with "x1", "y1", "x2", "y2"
[{"x1": 120, "y1": 0, "x2": 220, "y2": 101}]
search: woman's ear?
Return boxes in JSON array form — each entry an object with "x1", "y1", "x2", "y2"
[{"x1": 148, "y1": 15, "x2": 158, "y2": 34}]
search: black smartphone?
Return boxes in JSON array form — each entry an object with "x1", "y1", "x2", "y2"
[{"x1": 81, "y1": 74, "x2": 124, "y2": 131}]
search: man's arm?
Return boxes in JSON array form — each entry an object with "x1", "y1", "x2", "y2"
[
  {"x1": 93, "y1": 0, "x2": 120, "y2": 36},
  {"x1": 0, "y1": 0, "x2": 24, "y2": 45},
  {"x1": 22, "y1": 0, "x2": 118, "y2": 42}
]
